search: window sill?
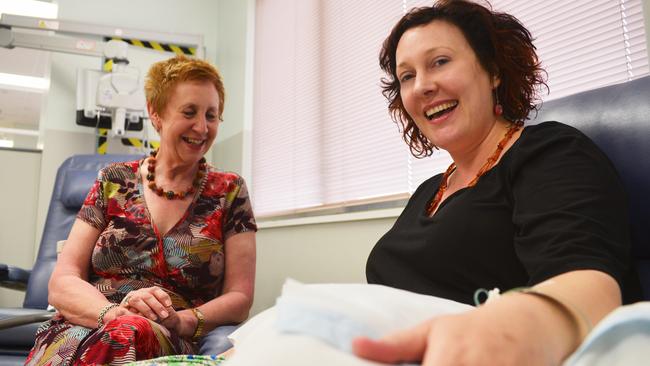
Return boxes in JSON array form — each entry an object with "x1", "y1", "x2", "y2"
[{"x1": 257, "y1": 207, "x2": 403, "y2": 229}]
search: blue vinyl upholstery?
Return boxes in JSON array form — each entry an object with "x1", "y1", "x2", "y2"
[
  {"x1": 0, "y1": 154, "x2": 141, "y2": 364},
  {"x1": 24, "y1": 155, "x2": 141, "y2": 309}
]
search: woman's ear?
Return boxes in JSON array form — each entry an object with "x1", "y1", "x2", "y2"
[
  {"x1": 492, "y1": 74, "x2": 501, "y2": 89},
  {"x1": 147, "y1": 103, "x2": 162, "y2": 133}
]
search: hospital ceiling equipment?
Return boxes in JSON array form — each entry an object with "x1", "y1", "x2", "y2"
[{"x1": 0, "y1": 13, "x2": 204, "y2": 147}]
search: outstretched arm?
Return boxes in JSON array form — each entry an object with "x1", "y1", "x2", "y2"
[{"x1": 353, "y1": 269, "x2": 620, "y2": 366}]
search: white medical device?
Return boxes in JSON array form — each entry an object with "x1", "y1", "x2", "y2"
[
  {"x1": 0, "y1": 13, "x2": 204, "y2": 139},
  {"x1": 77, "y1": 40, "x2": 146, "y2": 137}
]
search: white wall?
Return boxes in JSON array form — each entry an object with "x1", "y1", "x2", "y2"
[
  {"x1": 212, "y1": 0, "x2": 254, "y2": 177},
  {"x1": 0, "y1": 149, "x2": 41, "y2": 307},
  {"x1": 251, "y1": 218, "x2": 394, "y2": 315}
]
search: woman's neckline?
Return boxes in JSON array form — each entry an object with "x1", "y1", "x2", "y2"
[{"x1": 424, "y1": 123, "x2": 530, "y2": 219}]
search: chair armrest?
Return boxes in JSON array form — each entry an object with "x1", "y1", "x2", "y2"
[
  {"x1": 0, "y1": 308, "x2": 54, "y2": 348},
  {"x1": 0, "y1": 310, "x2": 53, "y2": 330},
  {"x1": 0, "y1": 263, "x2": 31, "y2": 291},
  {"x1": 199, "y1": 324, "x2": 239, "y2": 355}
]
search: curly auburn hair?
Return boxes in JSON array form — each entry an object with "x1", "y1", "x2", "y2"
[
  {"x1": 379, "y1": 0, "x2": 547, "y2": 158},
  {"x1": 145, "y1": 55, "x2": 225, "y2": 120}
]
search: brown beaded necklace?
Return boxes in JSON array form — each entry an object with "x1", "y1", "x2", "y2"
[
  {"x1": 145, "y1": 150, "x2": 207, "y2": 200},
  {"x1": 426, "y1": 121, "x2": 523, "y2": 216}
]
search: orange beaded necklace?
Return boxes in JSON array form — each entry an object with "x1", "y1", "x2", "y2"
[
  {"x1": 146, "y1": 150, "x2": 207, "y2": 200},
  {"x1": 426, "y1": 121, "x2": 523, "y2": 216}
]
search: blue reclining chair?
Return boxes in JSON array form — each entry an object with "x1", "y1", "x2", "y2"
[
  {"x1": 530, "y1": 75, "x2": 650, "y2": 300},
  {"x1": 0, "y1": 154, "x2": 141, "y2": 365}
]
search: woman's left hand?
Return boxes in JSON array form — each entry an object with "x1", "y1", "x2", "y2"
[
  {"x1": 159, "y1": 309, "x2": 198, "y2": 339},
  {"x1": 353, "y1": 293, "x2": 576, "y2": 366},
  {"x1": 354, "y1": 271, "x2": 620, "y2": 366}
]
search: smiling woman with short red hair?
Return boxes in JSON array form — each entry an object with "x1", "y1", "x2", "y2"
[{"x1": 26, "y1": 55, "x2": 257, "y2": 366}]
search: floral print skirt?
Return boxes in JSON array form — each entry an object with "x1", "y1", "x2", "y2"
[{"x1": 25, "y1": 314, "x2": 195, "y2": 366}]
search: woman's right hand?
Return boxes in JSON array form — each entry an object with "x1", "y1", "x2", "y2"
[
  {"x1": 118, "y1": 287, "x2": 195, "y2": 337},
  {"x1": 102, "y1": 305, "x2": 138, "y2": 325},
  {"x1": 121, "y1": 286, "x2": 175, "y2": 323}
]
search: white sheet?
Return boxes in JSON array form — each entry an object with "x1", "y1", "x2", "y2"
[
  {"x1": 226, "y1": 279, "x2": 650, "y2": 365},
  {"x1": 225, "y1": 279, "x2": 472, "y2": 366}
]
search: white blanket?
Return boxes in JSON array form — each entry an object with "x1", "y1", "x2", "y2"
[
  {"x1": 225, "y1": 279, "x2": 471, "y2": 366},
  {"x1": 225, "y1": 279, "x2": 650, "y2": 366}
]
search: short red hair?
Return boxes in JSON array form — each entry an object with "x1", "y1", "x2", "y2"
[{"x1": 145, "y1": 55, "x2": 225, "y2": 120}]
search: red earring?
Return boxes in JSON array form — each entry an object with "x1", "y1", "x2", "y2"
[{"x1": 494, "y1": 90, "x2": 503, "y2": 116}]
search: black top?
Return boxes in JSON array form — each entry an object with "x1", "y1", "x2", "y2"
[{"x1": 367, "y1": 122, "x2": 641, "y2": 305}]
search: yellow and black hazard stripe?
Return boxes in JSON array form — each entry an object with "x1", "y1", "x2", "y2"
[
  {"x1": 103, "y1": 37, "x2": 196, "y2": 72},
  {"x1": 97, "y1": 129, "x2": 160, "y2": 154},
  {"x1": 97, "y1": 128, "x2": 109, "y2": 155},
  {"x1": 120, "y1": 138, "x2": 160, "y2": 151}
]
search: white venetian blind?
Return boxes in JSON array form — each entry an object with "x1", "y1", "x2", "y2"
[
  {"x1": 252, "y1": 0, "x2": 407, "y2": 216},
  {"x1": 492, "y1": 0, "x2": 649, "y2": 100},
  {"x1": 252, "y1": 0, "x2": 649, "y2": 217}
]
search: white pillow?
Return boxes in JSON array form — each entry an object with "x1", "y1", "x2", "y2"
[
  {"x1": 227, "y1": 306, "x2": 277, "y2": 347},
  {"x1": 226, "y1": 279, "x2": 472, "y2": 366}
]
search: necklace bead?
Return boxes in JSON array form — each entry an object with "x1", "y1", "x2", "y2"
[
  {"x1": 426, "y1": 121, "x2": 523, "y2": 216},
  {"x1": 145, "y1": 150, "x2": 207, "y2": 200}
]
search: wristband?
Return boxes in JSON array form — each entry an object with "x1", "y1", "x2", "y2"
[
  {"x1": 516, "y1": 288, "x2": 592, "y2": 342},
  {"x1": 474, "y1": 286, "x2": 592, "y2": 344},
  {"x1": 97, "y1": 303, "x2": 119, "y2": 328},
  {"x1": 191, "y1": 307, "x2": 205, "y2": 342}
]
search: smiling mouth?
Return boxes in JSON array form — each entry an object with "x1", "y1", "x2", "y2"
[
  {"x1": 425, "y1": 101, "x2": 458, "y2": 120},
  {"x1": 182, "y1": 136, "x2": 205, "y2": 145}
]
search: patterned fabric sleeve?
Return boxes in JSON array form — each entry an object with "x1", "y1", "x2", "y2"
[
  {"x1": 76, "y1": 169, "x2": 108, "y2": 231},
  {"x1": 223, "y1": 177, "x2": 257, "y2": 240}
]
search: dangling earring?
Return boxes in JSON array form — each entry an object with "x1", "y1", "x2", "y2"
[{"x1": 494, "y1": 89, "x2": 503, "y2": 117}]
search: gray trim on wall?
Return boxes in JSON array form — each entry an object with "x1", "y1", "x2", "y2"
[{"x1": 0, "y1": 147, "x2": 42, "y2": 154}]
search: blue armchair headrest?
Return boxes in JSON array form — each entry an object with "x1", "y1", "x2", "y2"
[{"x1": 60, "y1": 169, "x2": 100, "y2": 210}]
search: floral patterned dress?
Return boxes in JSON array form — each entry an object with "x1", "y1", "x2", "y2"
[{"x1": 25, "y1": 159, "x2": 257, "y2": 366}]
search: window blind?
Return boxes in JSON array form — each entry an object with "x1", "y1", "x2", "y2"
[
  {"x1": 252, "y1": 0, "x2": 649, "y2": 217},
  {"x1": 492, "y1": 0, "x2": 649, "y2": 100}
]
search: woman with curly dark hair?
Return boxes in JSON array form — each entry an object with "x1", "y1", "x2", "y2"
[{"x1": 355, "y1": 1, "x2": 640, "y2": 365}]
